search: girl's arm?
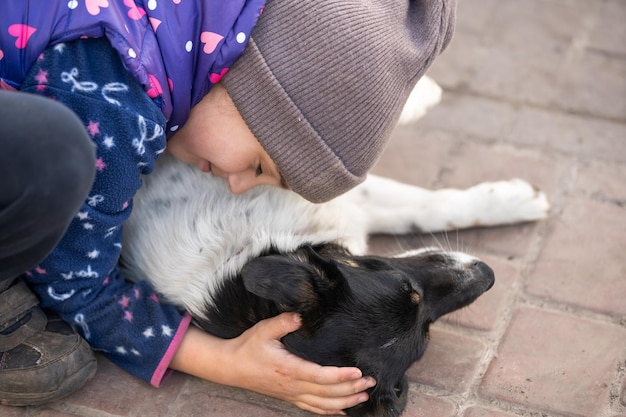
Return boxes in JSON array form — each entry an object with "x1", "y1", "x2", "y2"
[{"x1": 170, "y1": 312, "x2": 376, "y2": 415}]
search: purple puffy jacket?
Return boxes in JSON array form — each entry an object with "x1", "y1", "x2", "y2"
[{"x1": 0, "y1": 0, "x2": 266, "y2": 135}]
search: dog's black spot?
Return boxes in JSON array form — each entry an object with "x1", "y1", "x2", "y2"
[
  {"x1": 168, "y1": 171, "x2": 183, "y2": 183},
  {"x1": 152, "y1": 198, "x2": 171, "y2": 212}
]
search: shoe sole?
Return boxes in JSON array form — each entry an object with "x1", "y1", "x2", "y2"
[{"x1": 0, "y1": 352, "x2": 97, "y2": 407}]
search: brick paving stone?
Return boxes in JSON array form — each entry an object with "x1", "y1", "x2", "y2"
[
  {"x1": 173, "y1": 377, "x2": 310, "y2": 417},
  {"x1": 401, "y1": 390, "x2": 456, "y2": 417},
  {"x1": 433, "y1": 0, "x2": 585, "y2": 105},
  {"x1": 54, "y1": 354, "x2": 185, "y2": 417},
  {"x1": 463, "y1": 406, "x2": 520, "y2": 417},
  {"x1": 430, "y1": 0, "x2": 626, "y2": 121},
  {"x1": 373, "y1": 125, "x2": 456, "y2": 187},
  {"x1": 558, "y1": 47, "x2": 626, "y2": 123},
  {"x1": 419, "y1": 94, "x2": 515, "y2": 143},
  {"x1": 406, "y1": 327, "x2": 486, "y2": 394},
  {"x1": 590, "y1": 0, "x2": 626, "y2": 57},
  {"x1": 27, "y1": 410, "x2": 79, "y2": 417},
  {"x1": 169, "y1": 394, "x2": 293, "y2": 417},
  {"x1": 438, "y1": 141, "x2": 564, "y2": 197},
  {"x1": 480, "y1": 307, "x2": 626, "y2": 417},
  {"x1": 443, "y1": 254, "x2": 519, "y2": 331},
  {"x1": 526, "y1": 160, "x2": 626, "y2": 316},
  {"x1": 437, "y1": 223, "x2": 542, "y2": 261},
  {"x1": 368, "y1": 223, "x2": 538, "y2": 273},
  {"x1": 526, "y1": 195, "x2": 626, "y2": 316},
  {"x1": 576, "y1": 161, "x2": 626, "y2": 203},
  {"x1": 455, "y1": 0, "x2": 499, "y2": 34},
  {"x1": 507, "y1": 107, "x2": 626, "y2": 163}
]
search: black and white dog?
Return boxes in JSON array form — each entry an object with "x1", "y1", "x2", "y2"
[{"x1": 120, "y1": 77, "x2": 549, "y2": 417}]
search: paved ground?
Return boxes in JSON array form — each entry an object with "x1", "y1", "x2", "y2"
[{"x1": 3, "y1": 0, "x2": 625, "y2": 416}]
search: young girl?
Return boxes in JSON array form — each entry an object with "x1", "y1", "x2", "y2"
[{"x1": 0, "y1": 0, "x2": 456, "y2": 414}]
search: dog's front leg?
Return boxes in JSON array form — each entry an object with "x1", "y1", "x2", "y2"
[{"x1": 342, "y1": 176, "x2": 549, "y2": 234}]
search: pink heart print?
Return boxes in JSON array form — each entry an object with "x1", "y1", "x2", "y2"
[
  {"x1": 85, "y1": 0, "x2": 109, "y2": 15},
  {"x1": 124, "y1": 0, "x2": 146, "y2": 20},
  {"x1": 209, "y1": 68, "x2": 229, "y2": 84},
  {"x1": 8, "y1": 24, "x2": 37, "y2": 49},
  {"x1": 146, "y1": 74, "x2": 163, "y2": 98},
  {"x1": 149, "y1": 18, "x2": 162, "y2": 32},
  {"x1": 200, "y1": 32, "x2": 224, "y2": 54}
]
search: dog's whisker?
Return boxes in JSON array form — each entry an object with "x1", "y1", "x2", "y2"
[
  {"x1": 390, "y1": 234, "x2": 409, "y2": 257},
  {"x1": 442, "y1": 229, "x2": 450, "y2": 252},
  {"x1": 427, "y1": 231, "x2": 445, "y2": 252}
]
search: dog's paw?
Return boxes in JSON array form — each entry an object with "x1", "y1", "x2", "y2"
[{"x1": 471, "y1": 179, "x2": 550, "y2": 225}]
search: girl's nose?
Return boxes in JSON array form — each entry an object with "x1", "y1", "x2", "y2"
[{"x1": 226, "y1": 171, "x2": 257, "y2": 195}]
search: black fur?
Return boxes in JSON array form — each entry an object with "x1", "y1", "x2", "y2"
[{"x1": 193, "y1": 244, "x2": 494, "y2": 417}]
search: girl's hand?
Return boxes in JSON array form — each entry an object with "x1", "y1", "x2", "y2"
[{"x1": 171, "y1": 312, "x2": 376, "y2": 415}]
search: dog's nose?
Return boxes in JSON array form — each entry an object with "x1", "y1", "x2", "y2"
[{"x1": 473, "y1": 260, "x2": 495, "y2": 290}]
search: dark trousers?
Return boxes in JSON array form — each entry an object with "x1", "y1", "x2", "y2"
[{"x1": 0, "y1": 90, "x2": 96, "y2": 288}]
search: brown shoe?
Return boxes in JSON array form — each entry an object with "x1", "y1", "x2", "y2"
[{"x1": 0, "y1": 280, "x2": 97, "y2": 406}]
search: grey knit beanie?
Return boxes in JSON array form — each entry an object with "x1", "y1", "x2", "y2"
[{"x1": 223, "y1": 0, "x2": 456, "y2": 203}]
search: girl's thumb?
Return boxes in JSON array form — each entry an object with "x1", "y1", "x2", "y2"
[{"x1": 268, "y1": 312, "x2": 302, "y2": 339}]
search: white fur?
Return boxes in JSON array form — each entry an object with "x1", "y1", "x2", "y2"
[
  {"x1": 397, "y1": 76, "x2": 442, "y2": 126},
  {"x1": 121, "y1": 78, "x2": 549, "y2": 319}
]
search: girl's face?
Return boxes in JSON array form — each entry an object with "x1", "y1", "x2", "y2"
[{"x1": 167, "y1": 83, "x2": 284, "y2": 194}]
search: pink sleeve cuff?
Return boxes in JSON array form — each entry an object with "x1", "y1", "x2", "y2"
[
  {"x1": 150, "y1": 313, "x2": 192, "y2": 387},
  {"x1": 0, "y1": 79, "x2": 18, "y2": 91}
]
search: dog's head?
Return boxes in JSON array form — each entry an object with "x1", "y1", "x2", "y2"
[{"x1": 240, "y1": 244, "x2": 494, "y2": 417}]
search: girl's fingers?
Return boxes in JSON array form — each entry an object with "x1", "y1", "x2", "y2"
[
  {"x1": 276, "y1": 351, "x2": 375, "y2": 394},
  {"x1": 303, "y1": 375, "x2": 376, "y2": 401},
  {"x1": 258, "y1": 312, "x2": 303, "y2": 339},
  {"x1": 294, "y1": 390, "x2": 369, "y2": 415}
]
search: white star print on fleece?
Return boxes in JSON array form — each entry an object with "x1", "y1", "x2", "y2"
[{"x1": 19, "y1": 39, "x2": 191, "y2": 386}]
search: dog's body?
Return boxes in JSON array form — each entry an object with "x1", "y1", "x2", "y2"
[
  {"x1": 120, "y1": 77, "x2": 549, "y2": 416},
  {"x1": 121, "y1": 155, "x2": 547, "y2": 320}
]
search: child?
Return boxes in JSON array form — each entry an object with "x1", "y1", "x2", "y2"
[{"x1": 0, "y1": 0, "x2": 456, "y2": 414}]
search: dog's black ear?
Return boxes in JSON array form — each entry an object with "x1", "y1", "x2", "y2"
[{"x1": 241, "y1": 255, "x2": 322, "y2": 311}]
